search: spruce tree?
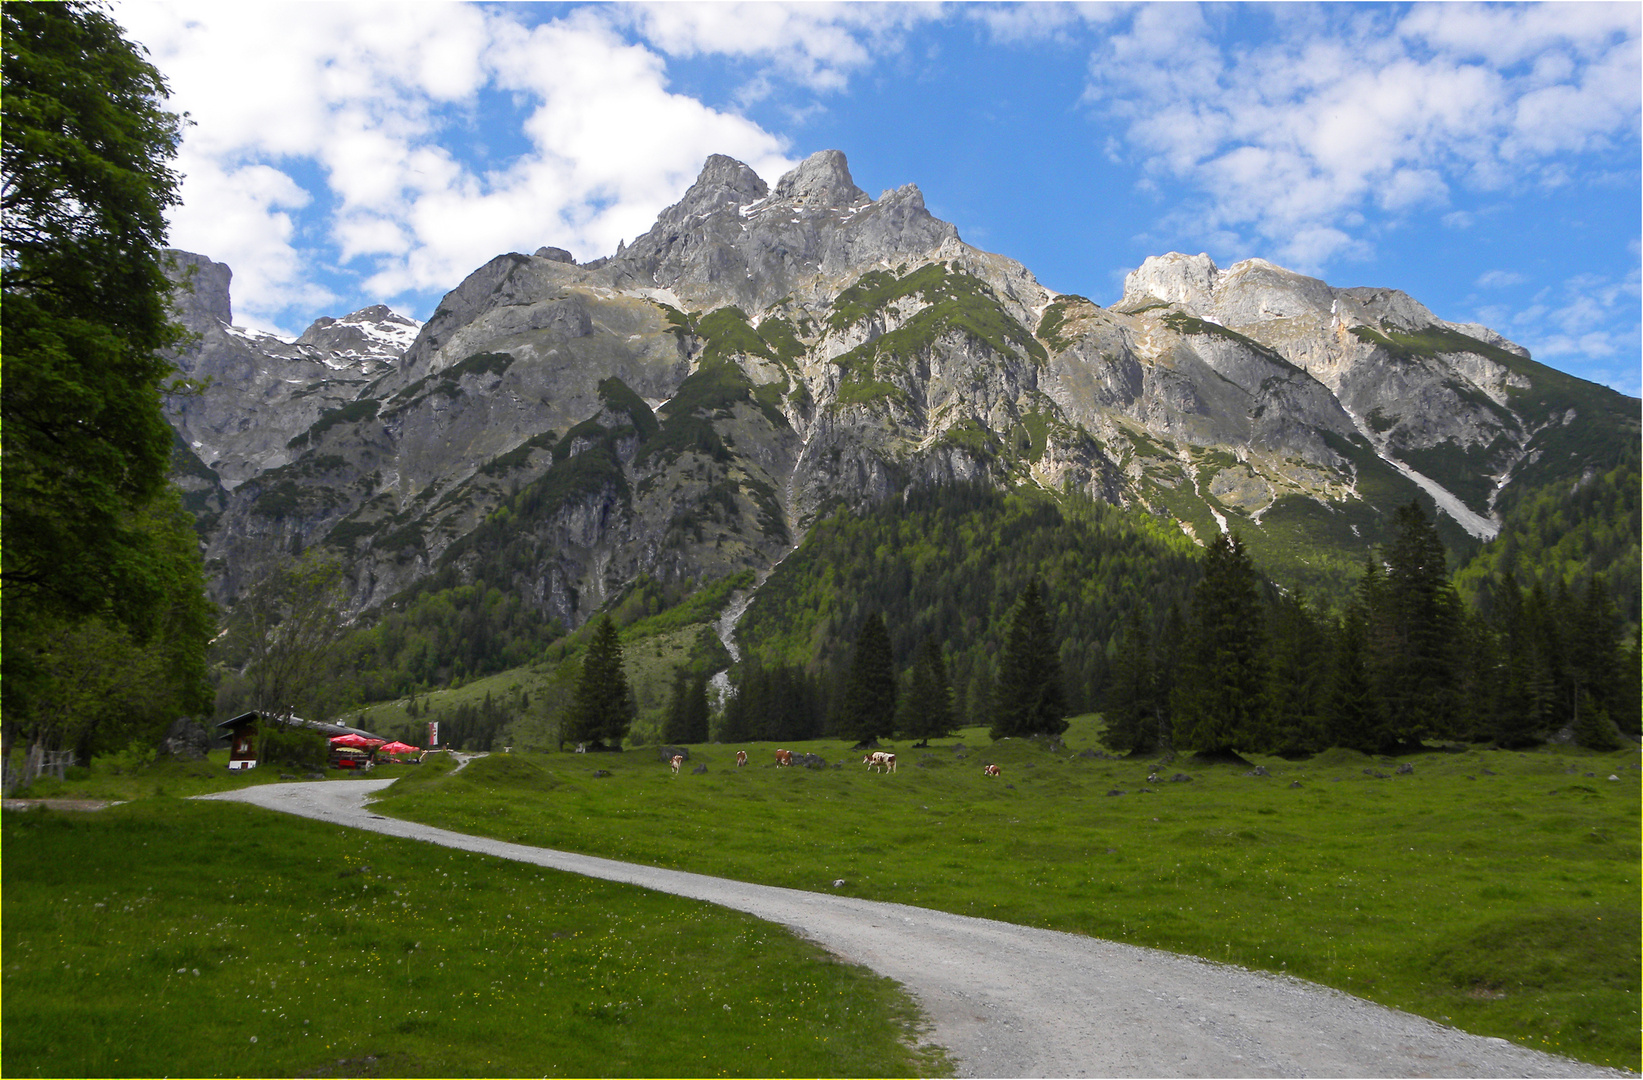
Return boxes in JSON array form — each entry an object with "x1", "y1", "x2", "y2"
[
  {"x1": 662, "y1": 666, "x2": 711, "y2": 744},
  {"x1": 991, "y1": 580, "x2": 1068, "y2": 739},
  {"x1": 1377, "y1": 501, "x2": 1465, "y2": 746},
  {"x1": 1103, "y1": 608, "x2": 1157, "y2": 754},
  {"x1": 842, "y1": 613, "x2": 897, "y2": 745},
  {"x1": 564, "y1": 617, "x2": 635, "y2": 750},
  {"x1": 898, "y1": 635, "x2": 955, "y2": 745},
  {"x1": 1173, "y1": 533, "x2": 1266, "y2": 755},
  {"x1": 1268, "y1": 590, "x2": 1329, "y2": 755}
]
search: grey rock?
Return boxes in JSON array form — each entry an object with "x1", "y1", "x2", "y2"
[
  {"x1": 159, "y1": 718, "x2": 211, "y2": 761},
  {"x1": 692, "y1": 763, "x2": 708, "y2": 775},
  {"x1": 1395, "y1": 763, "x2": 1414, "y2": 775}
]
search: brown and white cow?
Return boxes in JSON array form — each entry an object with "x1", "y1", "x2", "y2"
[
  {"x1": 669, "y1": 754, "x2": 684, "y2": 775},
  {"x1": 774, "y1": 748, "x2": 794, "y2": 767},
  {"x1": 735, "y1": 750, "x2": 748, "y2": 768},
  {"x1": 983, "y1": 763, "x2": 1001, "y2": 777},
  {"x1": 863, "y1": 751, "x2": 896, "y2": 773}
]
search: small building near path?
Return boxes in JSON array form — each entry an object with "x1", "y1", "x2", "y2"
[{"x1": 215, "y1": 713, "x2": 388, "y2": 772}]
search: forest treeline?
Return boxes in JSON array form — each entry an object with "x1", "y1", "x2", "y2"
[{"x1": 336, "y1": 480, "x2": 1640, "y2": 756}]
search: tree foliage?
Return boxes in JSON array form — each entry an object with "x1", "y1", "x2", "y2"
[
  {"x1": 991, "y1": 580, "x2": 1068, "y2": 739},
  {"x1": 564, "y1": 617, "x2": 636, "y2": 750},
  {"x1": 840, "y1": 613, "x2": 897, "y2": 745},
  {"x1": 898, "y1": 636, "x2": 955, "y2": 745},
  {"x1": 216, "y1": 552, "x2": 347, "y2": 722},
  {"x1": 1, "y1": 3, "x2": 212, "y2": 764},
  {"x1": 1172, "y1": 533, "x2": 1267, "y2": 754}
]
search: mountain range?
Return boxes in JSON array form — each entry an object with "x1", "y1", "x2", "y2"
[{"x1": 163, "y1": 149, "x2": 1639, "y2": 640}]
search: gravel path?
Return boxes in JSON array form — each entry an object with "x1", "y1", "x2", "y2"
[{"x1": 201, "y1": 778, "x2": 1628, "y2": 1078}]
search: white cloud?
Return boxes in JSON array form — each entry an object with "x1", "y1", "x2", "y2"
[
  {"x1": 1482, "y1": 265, "x2": 1642, "y2": 394},
  {"x1": 1476, "y1": 270, "x2": 1528, "y2": 289},
  {"x1": 112, "y1": 1, "x2": 795, "y2": 330},
  {"x1": 619, "y1": 2, "x2": 940, "y2": 94},
  {"x1": 1081, "y1": 3, "x2": 1641, "y2": 272}
]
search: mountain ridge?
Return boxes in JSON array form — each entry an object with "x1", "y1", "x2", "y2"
[{"x1": 161, "y1": 149, "x2": 1639, "y2": 631}]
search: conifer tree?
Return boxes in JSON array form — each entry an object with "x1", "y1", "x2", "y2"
[
  {"x1": 990, "y1": 580, "x2": 1068, "y2": 739},
  {"x1": 842, "y1": 613, "x2": 897, "y2": 745},
  {"x1": 564, "y1": 616, "x2": 635, "y2": 750},
  {"x1": 1375, "y1": 501, "x2": 1464, "y2": 746},
  {"x1": 1103, "y1": 608, "x2": 1157, "y2": 754},
  {"x1": 1173, "y1": 533, "x2": 1266, "y2": 754},
  {"x1": 662, "y1": 665, "x2": 710, "y2": 744},
  {"x1": 1154, "y1": 602, "x2": 1186, "y2": 752},
  {"x1": 898, "y1": 635, "x2": 955, "y2": 745},
  {"x1": 1268, "y1": 590, "x2": 1329, "y2": 755}
]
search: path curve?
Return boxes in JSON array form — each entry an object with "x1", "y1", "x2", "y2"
[{"x1": 200, "y1": 779, "x2": 1625, "y2": 1079}]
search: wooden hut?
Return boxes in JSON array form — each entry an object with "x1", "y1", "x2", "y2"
[
  {"x1": 214, "y1": 713, "x2": 387, "y2": 771},
  {"x1": 218, "y1": 712, "x2": 261, "y2": 771}
]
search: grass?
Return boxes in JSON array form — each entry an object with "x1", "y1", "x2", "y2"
[
  {"x1": 367, "y1": 719, "x2": 1641, "y2": 1072},
  {"x1": 2, "y1": 795, "x2": 948, "y2": 1078}
]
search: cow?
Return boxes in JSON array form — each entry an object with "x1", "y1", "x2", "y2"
[
  {"x1": 983, "y1": 763, "x2": 1001, "y2": 777},
  {"x1": 670, "y1": 754, "x2": 684, "y2": 775},
  {"x1": 775, "y1": 749, "x2": 794, "y2": 767},
  {"x1": 863, "y1": 751, "x2": 897, "y2": 773},
  {"x1": 735, "y1": 750, "x2": 748, "y2": 768}
]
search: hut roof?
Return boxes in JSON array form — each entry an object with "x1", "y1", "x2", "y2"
[{"x1": 215, "y1": 712, "x2": 385, "y2": 742}]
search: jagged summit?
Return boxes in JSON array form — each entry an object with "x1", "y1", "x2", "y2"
[
  {"x1": 606, "y1": 148, "x2": 962, "y2": 313},
  {"x1": 771, "y1": 148, "x2": 867, "y2": 209}
]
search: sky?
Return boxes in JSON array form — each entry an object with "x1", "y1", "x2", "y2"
[{"x1": 112, "y1": 1, "x2": 1642, "y2": 396}]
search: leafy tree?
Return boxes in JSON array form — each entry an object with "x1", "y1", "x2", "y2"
[
  {"x1": 841, "y1": 613, "x2": 897, "y2": 745},
  {"x1": 2, "y1": 4, "x2": 211, "y2": 766},
  {"x1": 1173, "y1": 533, "x2": 1266, "y2": 754},
  {"x1": 564, "y1": 617, "x2": 635, "y2": 750},
  {"x1": 991, "y1": 580, "x2": 1068, "y2": 739},
  {"x1": 898, "y1": 636, "x2": 955, "y2": 745},
  {"x1": 219, "y1": 553, "x2": 347, "y2": 722},
  {"x1": 1102, "y1": 608, "x2": 1158, "y2": 754}
]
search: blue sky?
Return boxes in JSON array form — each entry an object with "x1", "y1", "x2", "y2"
[{"x1": 114, "y1": 2, "x2": 1641, "y2": 395}]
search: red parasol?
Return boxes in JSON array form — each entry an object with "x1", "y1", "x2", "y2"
[
  {"x1": 380, "y1": 741, "x2": 420, "y2": 754},
  {"x1": 329, "y1": 733, "x2": 372, "y2": 748}
]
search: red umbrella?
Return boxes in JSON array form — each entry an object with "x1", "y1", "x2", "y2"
[
  {"x1": 380, "y1": 741, "x2": 419, "y2": 754},
  {"x1": 330, "y1": 733, "x2": 371, "y2": 748}
]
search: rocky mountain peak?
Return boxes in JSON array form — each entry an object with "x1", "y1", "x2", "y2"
[
  {"x1": 163, "y1": 249, "x2": 234, "y2": 326},
  {"x1": 1120, "y1": 251, "x2": 1220, "y2": 315},
  {"x1": 297, "y1": 305, "x2": 422, "y2": 360},
  {"x1": 772, "y1": 148, "x2": 867, "y2": 210},
  {"x1": 655, "y1": 153, "x2": 769, "y2": 229}
]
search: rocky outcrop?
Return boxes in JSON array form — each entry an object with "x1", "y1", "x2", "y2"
[{"x1": 164, "y1": 150, "x2": 1637, "y2": 624}]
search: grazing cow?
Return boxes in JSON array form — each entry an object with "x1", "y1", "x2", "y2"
[
  {"x1": 775, "y1": 749, "x2": 794, "y2": 767},
  {"x1": 735, "y1": 750, "x2": 748, "y2": 769},
  {"x1": 983, "y1": 764, "x2": 1001, "y2": 777},
  {"x1": 863, "y1": 751, "x2": 897, "y2": 773},
  {"x1": 670, "y1": 754, "x2": 684, "y2": 775}
]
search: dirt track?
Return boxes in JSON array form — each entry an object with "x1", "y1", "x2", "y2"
[{"x1": 200, "y1": 778, "x2": 1628, "y2": 1078}]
